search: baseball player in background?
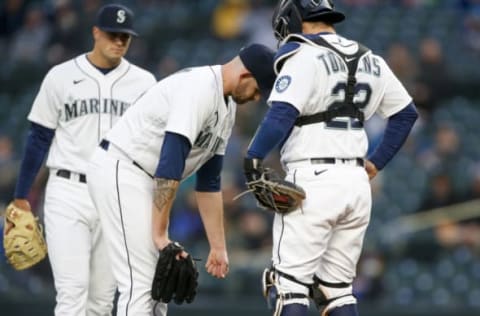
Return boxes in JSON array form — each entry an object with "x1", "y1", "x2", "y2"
[
  {"x1": 11, "y1": 4, "x2": 156, "y2": 315},
  {"x1": 243, "y1": 1, "x2": 419, "y2": 316},
  {"x1": 86, "y1": 43, "x2": 276, "y2": 316}
]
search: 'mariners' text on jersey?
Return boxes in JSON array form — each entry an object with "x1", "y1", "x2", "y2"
[{"x1": 63, "y1": 98, "x2": 130, "y2": 121}]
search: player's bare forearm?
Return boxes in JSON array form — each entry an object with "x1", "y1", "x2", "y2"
[
  {"x1": 195, "y1": 191, "x2": 226, "y2": 250},
  {"x1": 152, "y1": 178, "x2": 179, "y2": 249},
  {"x1": 195, "y1": 191, "x2": 229, "y2": 278}
]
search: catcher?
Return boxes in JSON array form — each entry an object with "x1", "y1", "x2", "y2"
[
  {"x1": 243, "y1": 1, "x2": 418, "y2": 316},
  {"x1": 3, "y1": 201, "x2": 47, "y2": 270}
]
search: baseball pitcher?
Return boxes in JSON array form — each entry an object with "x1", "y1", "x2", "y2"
[
  {"x1": 86, "y1": 44, "x2": 276, "y2": 315},
  {"x1": 243, "y1": 1, "x2": 419, "y2": 316},
  {"x1": 7, "y1": 4, "x2": 156, "y2": 316}
]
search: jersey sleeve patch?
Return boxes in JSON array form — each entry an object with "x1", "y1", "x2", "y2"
[
  {"x1": 275, "y1": 75, "x2": 292, "y2": 93},
  {"x1": 274, "y1": 42, "x2": 301, "y2": 75}
]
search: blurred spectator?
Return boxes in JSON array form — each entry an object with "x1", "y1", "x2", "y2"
[
  {"x1": 419, "y1": 172, "x2": 460, "y2": 211},
  {"x1": 402, "y1": 172, "x2": 459, "y2": 261},
  {"x1": 463, "y1": 6, "x2": 480, "y2": 54},
  {"x1": 9, "y1": 4, "x2": 51, "y2": 65},
  {"x1": 465, "y1": 163, "x2": 480, "y2": 200},
  {"x1": 0, "y1": 0, "x2": 27, "y2": 39},
  {"x1": 77, "y1": 0, "x2": 101, "y2": 31},
  {"x1": 413, "y1": 38, "x2": 454, "y2": 117},
  {"x1": 0, "y1": 135, "x2": 17, "y2": 205},
  {"x1": 385, "y1": 42, "x2": 417, "y2": 95},
  {"x1": 46, "y1": 0, "x2": 85, "y2": 64},
  {"x1": 431, "y1": 175, "x2": 480, "y2": 249},
  {"x1": 212, "y1": 0, "x2": 250, "y2": 40},
  {"x1": 440, "y1": 165, "x2": 480, "y2": 249},
  {"x1": 236, "y1": 208, "x2": 271, "y2": 249},
  {"x1": 155, "y1": 54, "x2": 179, "y2": 79},
  {"x1": 241, "y1": 0, "x2": 277, "y2": 49},
  {"x1": 417, "y1": 123, "x2": 460, "y2": 173},
  {"x1": 460, "y1": 0, "x2": 480, "y2": 55}
]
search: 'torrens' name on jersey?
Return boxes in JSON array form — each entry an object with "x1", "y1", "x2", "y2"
[
  {"x1": 317, "y1": 53, "x2": 381, "y2": 77},
  {"x1": 63, "y1": 98, "x2": 130, "y2": 122}
]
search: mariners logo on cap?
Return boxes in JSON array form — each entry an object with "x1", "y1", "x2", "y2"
[
  {"x1": 96, "y1": 4, "x2": 138, "y2": 36},
  {"x1": 275, "y1": 75, "x2": 291, "y2": 93},
  {"x1": 116, "y1": 10, "x2": 126, "y2": 24}
]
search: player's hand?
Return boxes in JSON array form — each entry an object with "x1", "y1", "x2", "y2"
[
  {"x1": 13, "y1": 199, "x2": 31, "y2": 211},
  {"x1": 205, "y1": 248, "x2": 229, "y2": 279},
  {"x1": 365, "y1": 160, "x2": 378, "y2": 179},
  {"x1": 5, "y1": 199, "x2": 32, "y2": 234},
  {"x1": 155, "y1": 237, "x2": 172, "y2": 251},
  {"x1": 155, "y1": 239, "x2": 189, "y2": 260}
]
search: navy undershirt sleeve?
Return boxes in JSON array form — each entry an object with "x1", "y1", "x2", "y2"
[
  {"x1": 14, "y1": 122, "x2": 55, "y2": 198},
  {"x1": 195, "y1": 154, "x2": 223, "y2": 192},
  {"x1": 368, "y1": 102, "x2": 418, "y2": 170},
  {"x1": 246, "y1": 101, "x2": 299, "y2": 159},
  {"x1": 155, "y1": 132, "x2": 192, "y2": 180}
]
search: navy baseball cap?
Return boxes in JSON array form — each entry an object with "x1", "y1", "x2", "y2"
[
  {"x1": 95, "y1": 4, "x2": 138, "y2": 36},
  {"x1": 239, "y1": 44, "x2": 276, "y2": 100}
]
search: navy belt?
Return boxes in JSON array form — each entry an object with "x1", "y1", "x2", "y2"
[
  {"x1": 56, "y1": 169, "x2": 87, "y2": 183},
  {"x1": 310, "y1": 157, "x2": 364, "y2": 167},
  {"x1": 99, "y1": 139, "x2": 153, "y2": 179},
  {"x1": 99, "y1": 139, "x2": 109, "y2": 151}
]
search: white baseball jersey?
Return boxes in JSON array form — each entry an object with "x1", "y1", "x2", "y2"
[
  {"x1": 86, "y1": 65, "x2": 236, "y2": 315},
  {"x1": 105, "y1": 65, "x2": 236, "y2": 178},
  {"x1": 29, "y1": 54, "x2": 156, "y2": 315},
  {"x1": 269, "y1": 33, "x2": 412, "y2": 165},
  {"x1": 28, "y1": 54, "x2": 156, "y2": 173},
  {"x1": 265, "y1": 33, "x2": 413, "y2": 311}
]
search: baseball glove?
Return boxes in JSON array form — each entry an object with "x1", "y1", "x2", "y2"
[
  {"x1": 151, "y1": 242, "x2": 199, "y2": 305},
  {"x1": 244, "y1": 158, "x2": 306, "y2": 214},
  {"x1": 3, "y1": 202, "x2": 47, "y2": 270}
]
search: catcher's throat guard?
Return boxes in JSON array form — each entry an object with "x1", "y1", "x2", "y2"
[{"x1": 3, "y1": 202, "x2": 48, "y2": 270}]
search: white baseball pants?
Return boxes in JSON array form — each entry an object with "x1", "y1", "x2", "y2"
[
  {"x1": 87, "y1": 146, "x2": 167, "y2": 316},
  {"x1": 44, "y1": 171, "x2": 116, "y2": 316}
]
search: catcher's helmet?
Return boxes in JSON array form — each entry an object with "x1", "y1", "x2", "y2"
[{"x1": 272, "y1": 0, "x2": 345, "y2": 40}]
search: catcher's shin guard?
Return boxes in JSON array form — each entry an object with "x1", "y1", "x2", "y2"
[
  {"x1": 262, "y1": 268, "x2": 310, "y2": 316},
  {"x1": 311, "y1": 276, "x2": 357, "y2": 316}
]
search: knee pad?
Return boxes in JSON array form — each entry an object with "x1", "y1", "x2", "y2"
[
  {"x1": 262, "y1": 268, "x2": 310, "y2": 316},
  {"x1": 311, "y1": 277, "x2": 357, "y2": 316}
]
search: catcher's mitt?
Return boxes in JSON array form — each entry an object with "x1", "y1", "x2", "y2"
[
  {"x1": 151, "y1": 242, "x2": 199, "y2": 305},
  {"x1": 243, "y1": 158, "x2": 306, "y2": 214},
  {"x1": 3, "y1": 202, "x2": 47, "y2": 270}
]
